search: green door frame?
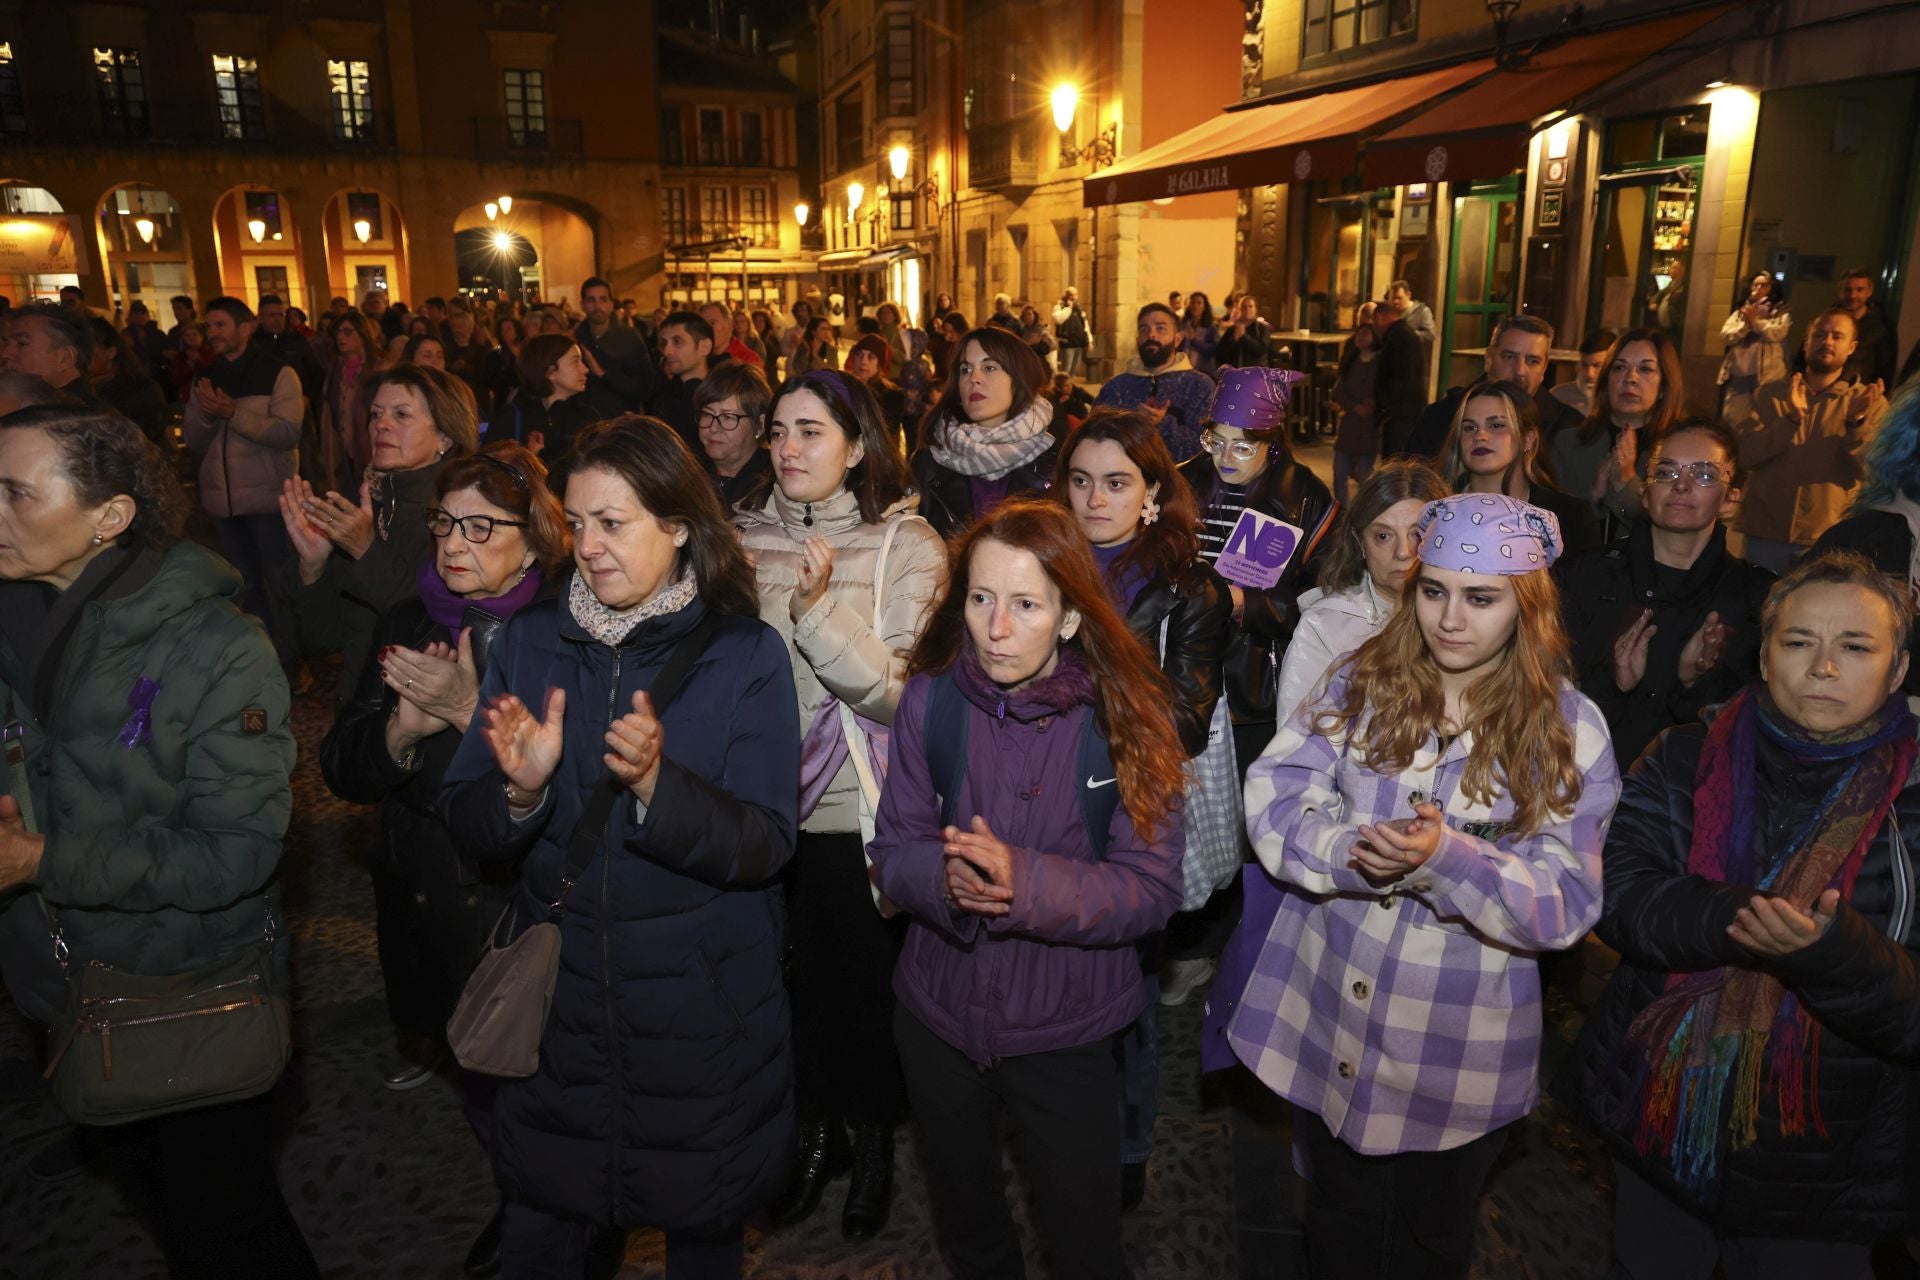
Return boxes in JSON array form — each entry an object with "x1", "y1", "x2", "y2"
[{"x1": 1439, "y1": 176, "x2": 1520, "y2": 377}]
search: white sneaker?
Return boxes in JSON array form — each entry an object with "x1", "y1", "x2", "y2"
[{"x1": 1158, "y1": 957, "x2": 1216, "y2": 1007}]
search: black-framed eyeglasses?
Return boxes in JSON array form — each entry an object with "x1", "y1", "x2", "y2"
[
  {"x1": 698, "y1": 408, "x2": 754, "y2": 431},
  {"x1": 1648, "y1": 462, "x2": 1730, "y2": 489},
  {"x1": 425, "y1": 509, "x2": 528, "y2": 543}
]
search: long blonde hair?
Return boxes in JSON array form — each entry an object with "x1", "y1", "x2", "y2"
[{"x1": 1313, "y1": 567, "x2": 1581, "y2": 836}]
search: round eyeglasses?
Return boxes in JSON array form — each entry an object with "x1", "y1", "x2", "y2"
[
  {"x1": 1648, "y1": 462, "x2": 1730, "y2": 490},
  {"x1": 1200, "y1": 430, "x2": 1265, "y2": 463},
  {"x1": 425, "y1": 509, "x2": 529, "y2": 543}
]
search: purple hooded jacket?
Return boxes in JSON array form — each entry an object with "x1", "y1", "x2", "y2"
[{"x1": 869, "y1": 647, "x2": 1184, "y2": 1067}]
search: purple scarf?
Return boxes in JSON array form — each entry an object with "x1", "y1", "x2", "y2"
[
  {"x1": 416, "y1": 557, "x2": 544, "y2": 633},
  {"x1": 799, "y1": 696, "x2": 889, "y2": 822}
]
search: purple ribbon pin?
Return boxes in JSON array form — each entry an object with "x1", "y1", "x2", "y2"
[{"x1": 119, "y1": 677, "x2": 160, "y2": 750}]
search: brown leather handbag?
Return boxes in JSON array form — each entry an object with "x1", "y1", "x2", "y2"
[{"x1": 447, "y1": 615, "x2": 714, "y2": 1078}]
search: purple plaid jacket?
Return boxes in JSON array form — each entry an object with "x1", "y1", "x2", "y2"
[{"x1": 1228, "y1": 672, "x2": 1620, "y2": 1154}]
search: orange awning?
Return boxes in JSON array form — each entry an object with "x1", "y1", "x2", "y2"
[
  {"x1": 1359, "y1": 7, "x2": 1731, "y2": 187},
  {"x1": 1083, "y1": 60, "x2": 1493, "y2": 209}
]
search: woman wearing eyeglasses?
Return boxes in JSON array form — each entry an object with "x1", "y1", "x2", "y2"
[
  {"x1": 319, "y1": 440, "x2": 570, "y2": 1275},
  {"x1": 1179, "y1": 367, "x2": 1339, "y2": 774},
  {"x1": 1556, "y1": 418, "x2": 1773, "y2": 770},
  {"x1": 1436, "y1": 378, "x2": 1598, "y2": 555},
  {"x1": 694, "y1": 360, "x2": 776, "y2": 508}
]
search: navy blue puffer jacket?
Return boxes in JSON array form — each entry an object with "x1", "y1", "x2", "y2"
[{"x1": 442, "y1": 590, "x2": 799, "y2": 1231}]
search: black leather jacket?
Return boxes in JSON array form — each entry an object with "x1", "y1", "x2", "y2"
[
  {"x1": 1121, "y1": 560, "x2": 1232, "y2": 759},
  {"x1": 909, "y1": 436, "x2": 1062, "y2": 540},
  {"x1": 1179, "y1": 455, "x2": 1338, "y2": 725}
]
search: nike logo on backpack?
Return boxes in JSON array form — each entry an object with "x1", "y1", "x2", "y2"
[{"x1": 1087, "y1": 776, "x2": 1117, "y2": 789}]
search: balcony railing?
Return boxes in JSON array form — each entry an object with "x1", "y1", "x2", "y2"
[
  {"x1": 471, "y1": 116, "x2": 585, "y2": 162},
  {"x1": 671, "y1": 138, "x2": 769, "y2": 168},
  {"x1": 969, "y1": 118, "x2": 1040, "y2": 191},
  {"x1": 663, "y1": 222, "x2": 782, "y2": 250}
]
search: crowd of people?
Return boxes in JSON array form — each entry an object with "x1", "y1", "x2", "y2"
[{"x1": 0, "y1": 261, "x2": 1919, "y2": 1280}]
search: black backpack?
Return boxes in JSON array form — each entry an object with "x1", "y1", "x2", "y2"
[{"x1": 921, "y1": 669, "x2": 1118, "y2": 858}]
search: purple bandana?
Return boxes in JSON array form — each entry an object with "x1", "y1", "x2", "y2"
[
  {"x1": 1209, "y1": 366, "x2": 1307, "y2": 432},
  {"x1": 1414, "y1": 493, "x2": 1561, "y2": 574}
]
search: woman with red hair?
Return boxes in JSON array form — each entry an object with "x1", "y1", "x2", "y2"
[{"x1": 869, "y1": 498, "x2": 1185, "y2": 1279}]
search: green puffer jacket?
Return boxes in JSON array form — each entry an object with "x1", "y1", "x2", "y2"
[{"x1": 0, "y1": 542, "x2": 295, "y2": 1027}]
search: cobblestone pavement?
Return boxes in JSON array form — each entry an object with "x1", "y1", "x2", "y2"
[{"x1": 0, "y1": 656, "x2": 1621, "y2": 1280}]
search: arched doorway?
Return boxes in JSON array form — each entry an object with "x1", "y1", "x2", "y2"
[
  {"x1": 211, "y1": 184, "x2": 309, "y2": 312},
  {"x1": 321, "y1": 187, "x2": 410, "y2": 310},
  {"x1": 452, "y1": 195, "x2": 595, "y2": 308},
  {"x1": 454, "y1": 226, "x2": 537, "y2": 300},
  {"x1": 0, "y1": 182, "x2": 81, "y2": 302},
  {"x1": 94, "y1": 183, "x2": 194, "y2": 319}
]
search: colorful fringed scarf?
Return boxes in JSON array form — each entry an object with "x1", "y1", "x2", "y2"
[{"x1": 1612, "y1": 685, "x2": 1915, "y2": 1193}]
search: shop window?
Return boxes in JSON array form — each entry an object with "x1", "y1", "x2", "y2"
[
  {"x1": 662, "y1": 188, "x2": 689, "y2": 242},
  {"x1": 213, "y1": 54, "x2": 267, "y2": 141},
  {"x1": 328, "y1": 58, "x2": 374, "y2": 140},
  {"x1": 1588, "y1": 109, "x2": 1710, "y2": 348},
  {"x1": 347, "y1": 192, "x2": 383, "y2": 242},
  {"x1": 0, "y1": 42, "x2": 26, "y2": 135},
  {"x1": 93, "y1": 47, "x2": 149, "y2": 140},
  {"x1": 503, "y1": 69, "x2": 547, "y2": 147},
  {"x1": 1303, "y1": 0, "x2": 1415, "y2": 59}
]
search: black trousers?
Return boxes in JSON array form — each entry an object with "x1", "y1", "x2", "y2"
[
  {"x1": 1297, "y1": 1110, "x2": 1508, "y2": 1280},
  {"x1": 369, "y1": 840, "x2": 499, "y2": 1038},
  {"x1": 896, "y1": 1006, "x2": 1127, "y2": 1280},
  {"x1": 787, "y1": 830, "x2": 906, "y2": 1127},
  {"x1": 101, "y1": 1090, "x2": 319, "y2": 1279}
]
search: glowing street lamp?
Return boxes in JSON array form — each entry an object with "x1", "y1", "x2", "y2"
[
  {"x1": 1051, "y1": 84, "x2": 1079, "y2": 135},
  {"x1": 793, "y1": 201, "x2": 810, "y2": 227},
  {"x1": 247, "y1": 218, "x2": 267, "y2": 244},
  {"x1": 492, "y1": 230, "x2": 513, "y2": 253},
  {"x1": 846, "y1": 182, "x2": 864, "y2": 221},
  {"x1": 888, "y1": 145, "x2": 911, "y2": 183},
  {"x1": 134, "y1": 216, "x2": 155, "y2": 244},
  {"x1": 484, "y1": 201, "x2": 499, "y2": 222},
  {"x1": 353, "y1": 218, "x2": 372, "y2": 244},
  {"x1": 497, "y1": 195, "x2": 513, "y2": 215}
]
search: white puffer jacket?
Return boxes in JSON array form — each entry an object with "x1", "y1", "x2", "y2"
[
  {"x1": 1276, "y1": 575, "x2": 1395, "y2": 725},
  {"x1": 735, "y1": 487, "x2": 948, "y2": 834}
]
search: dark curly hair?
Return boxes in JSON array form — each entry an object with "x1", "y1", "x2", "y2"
[{"x1": 2, "y1": 405, "x2": 189, "y2": 551}]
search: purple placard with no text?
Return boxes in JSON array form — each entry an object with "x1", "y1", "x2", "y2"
[{"x1": 1215, "y1": 508, "x2": 1302, "y2": 590}]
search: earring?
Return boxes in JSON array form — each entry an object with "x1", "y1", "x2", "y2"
[
  {"x1": 92, "y1": 533, "x2": 104, "y2": 546},
  {"x1": 1141, "y1": 498, "x2": 1161, "y2": 526}
]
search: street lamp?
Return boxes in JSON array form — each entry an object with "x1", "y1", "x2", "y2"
[
  {"x1": 247, "y1": 218, "x2": 267, "y2": 244},
  {"x1": 846, "y1": 182, "x2": 864, "y2": 221},
  {"x1": 888, "y1": 145, "x2": 911, "y2": 183},
  {"x1": 1486, "y1": 0, "x2": 1522, "y2": 67},
  {"x1": 134, "y1": 216, "x2": 155, "y2": 244},
  {"x1": 1052, "y1": 82, "x2": 1119, "y2": 169},
  {"x1": 485, "y1": 201, "x2": 499, "y2": 222},
  {"x1": 793, "y1": 201, "x2": 810, "y2": 227},
  {"x1": 353, "y1": 218, "x2": 372, "y2": 244},
  {"x1": 498, "y1": 195, "x2": 513, "y2": 215},
  {"x1": 492, "y1": 231, "x2": 512, "y2": 253}
]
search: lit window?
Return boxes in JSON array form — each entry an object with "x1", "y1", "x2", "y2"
[
  {"x1": 328, "y1": 58, "x2": 374, "y2": 140},
  {"x1": 212, "y1": 54, "x2": 267, "y2": 141},
  {"x1": 662, "y1": 188, "x2": 689, "y2": 243},
  {"x1": 0, "y1": 43, "x2": 25, "y2": 135},
  {"x1": 503, "y1": 69, "x2": 546, "y2": 147},
  {"x1": 93, "y1": 47, "x2": 149, "y2": 140}
]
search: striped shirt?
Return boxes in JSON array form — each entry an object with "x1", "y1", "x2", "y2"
[{"x1": 1230, "y1": 672, "x2": 1620, "y2": 1154}]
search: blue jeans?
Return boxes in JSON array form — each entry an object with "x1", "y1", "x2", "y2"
[
  {"x1": 1116, "y1": 934, "x2": 1162, "y2": 1165},
  {"x1": 498, "y1": 1203, "x2": 741, "y2": 1280},
  {"x1": 214, "y1": 512, "x2": 296, "y2": 666}
]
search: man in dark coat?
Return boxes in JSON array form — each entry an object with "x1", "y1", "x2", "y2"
[
  {"x1": 576, "y1": 276, "x2": 658, "y2": 417},
  {"x1": 1557, "y1": 419, "x2": 1773, "y2": 770},
  {"x1": 1370, "y1": 299, "x2": 1428, "y2": 458},
  {"x1": 648, "y1": 311, "x2": 713, "y2": 452}
]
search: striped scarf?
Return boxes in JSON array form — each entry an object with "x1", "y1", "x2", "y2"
[{"x1": 1614, "y1": 685, "x2": 1915, "y2": 1192}]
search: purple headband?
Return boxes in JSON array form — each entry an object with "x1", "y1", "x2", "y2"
[
  {"x1": 1414, "y1": 493, "x2": 1561, "y2": 574},
  {"x1": 1209, "y1": 366, "x2": 1308, "y2": 433},
  {"x1": 800, "y1": 368, "x2": 859, "y2": 417}
]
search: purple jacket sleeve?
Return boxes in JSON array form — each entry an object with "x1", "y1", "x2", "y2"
[
  {"x1": 868, "y1": 677, "x2": 981, "y2": 943},
  {"x1": 990, "y1": 784, "x2": 1184, "y2": 946}
]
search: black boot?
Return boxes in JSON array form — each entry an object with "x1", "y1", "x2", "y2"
[
  {"x1": 841, "y1": 1123, "x2": 894, "y2": 1241},
  {"x1": 770, "y1": 1119, "x2": 850, "y2": 1226},
  {"x1": 463, "y1": 1203, "x2": 505, "y2": 1278}
]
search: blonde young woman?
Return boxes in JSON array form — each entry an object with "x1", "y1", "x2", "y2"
[
  {"x1": 1213, "y1": 493, "x2": 1621, "y2": 1279},
  {"x1": 1438, "y1": 377, "x2": 1599, "y2": 554}
]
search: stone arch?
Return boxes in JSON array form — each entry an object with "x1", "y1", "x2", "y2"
[
  {"x1": 210, "y1": 183, "x2": 312, "y2": 312},
  {"x1": 320, "y1": 186, "x2": 411, "y2": 312},
  {"x1": 92, "y1": 181, "x2": 197, "y2": 317},
  {"x1": 451, "y1": 193, "x2": 597, "y2": 307},
  {"x1": 0, "y1": 181, "x2": 80, "y2": 302}
]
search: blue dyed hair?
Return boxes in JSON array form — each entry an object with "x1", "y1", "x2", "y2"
[{"x1": 1851, "y1": 379, "x2": 1920, "y2": 512}]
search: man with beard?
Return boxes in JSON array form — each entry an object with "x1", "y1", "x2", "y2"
[
  {"x1": 1406, "y1": 313, "x2": 1583, "y2": 457},
  {"x1": 1371, "y1": 297, "x2": 1428, "y2": 458},
  {"x1": 1736, "y1": 308, "x2": 1888, "y2": 572},
  {"x1": 1558, "y1": 419, "x2": 1773, "y2": 769},
  {"x1": 575, "y1": 275, "x2": 658, "y2": 416},
  {"x1": 646, "y1": 310, "x2": 715, "y2": 450},
  {"x1": 1094, "y1": 302, "x2": 1217, "y2": 460}
]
